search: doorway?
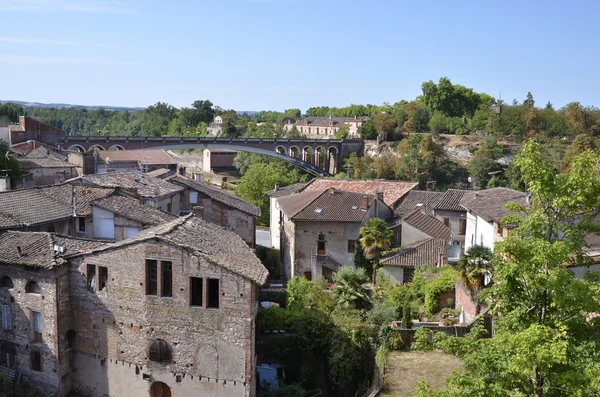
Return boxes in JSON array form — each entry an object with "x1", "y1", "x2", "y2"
[{"x1": 150, "y1": 382, "x2": 172, "y2": 397}]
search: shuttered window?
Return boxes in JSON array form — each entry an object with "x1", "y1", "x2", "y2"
[
  {"x1": 32, "y1": 311, "x2": 42, "y2": 342},
  {"x1": 2, "y1": 305, "x2": 11, "y2": 331}
]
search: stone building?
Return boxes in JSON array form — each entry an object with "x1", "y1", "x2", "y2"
[
  {"x1": 380, "y1": 238, "x2": 447, "y2": 284},
  {"x1": 276, "y1": 187, "x2": 392, "y2": 280},
  {"x1": 283, "y1": 116, "x2": 369, "y2": 138},
  {"x1": 167, "y1": 174, "x2": 260, "y2": 247},
  {"x1": 95, "y1": 150, "x2": 177, "y2": 174},
  {"x1": 0, "y1": 215, "x2": 267, "y2": 397},
  {"x1": 16, "y1": 147, "x2": 78, "y2": 188}
]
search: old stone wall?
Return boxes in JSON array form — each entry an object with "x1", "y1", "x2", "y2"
[
  {"x1": 455, "y1": 280, "x2": 479, "y2": 325},
  {"x1": 0, "y1": 264, "x2": 62, "y2": 393},
  {"x1": 69, "y1": 239, "x2": 256, "y2": 397}
]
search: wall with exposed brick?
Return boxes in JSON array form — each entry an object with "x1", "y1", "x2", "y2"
[
  {"x1": 68, "y1": 239, "x2": 257, "y2": 397},
  {"x1": 455, "y1": 280, "x2": 479, "y2": 325}
]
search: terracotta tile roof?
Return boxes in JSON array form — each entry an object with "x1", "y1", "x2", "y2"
[
  {"x1": 0, "y1": 231, "x2": 106, "y2": 269},
  {"x1": 68, "y1": 215, "x2": 268, "y2": 285},
  {"x1": 303, "y1": 179, "x2": 418, "y2": 208},
  {"x1": 168, "y1": 174, "x2": 260, "y2": 217},
  {"x1": 267, "y1": 183, "x2": 307, "y2": 198},
  {"x1": 0, "y1": 184, "x2": 115, "y2": 229},
  {"x1": 70, "y1": 172, "x2": 183, "y2": 199},
  {"x1": 395, "y1": 190, "x2": 444, "y2": 218},
  {"x1": 97, "y1": 149, "x2": 176, "y2": 165},
  {"x1": 403, "y1": 210, "x2": 452, "y2": 241},
  {"x1": 277, "y1": 188, "x2": 377, "y2": 222},
  {"x1": 460, "y1": 187, "x2": 528, "y2": 223},
  {"x1": 434, "y1": 189, "x2": 474, "y2": 212},
  {"x1": 92, "y1": 194, "x2": 178, "y2": 226},
  {"x1": 146, "y1": 168, "x2": 174, "y2": 179},
  {"x1": 381, "y1": 238, "x2": 447, "y2": 268}
]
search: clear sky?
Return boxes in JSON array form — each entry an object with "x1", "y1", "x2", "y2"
[{"x1": 1, "y1": 0, "x2": 599, "y2": 111}]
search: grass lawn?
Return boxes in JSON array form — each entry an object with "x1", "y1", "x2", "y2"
[{"x1": 379, "y1": 350, "x2": 462, "y2": 396}]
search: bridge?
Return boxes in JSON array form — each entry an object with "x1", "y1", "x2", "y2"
[{"x1": 61, "y1": 136, "x2": 365, "y2": 176}]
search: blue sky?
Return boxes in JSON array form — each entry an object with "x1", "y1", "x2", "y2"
[{"x1": 0, "y1": 0, "x2": 599, "y2": 111}]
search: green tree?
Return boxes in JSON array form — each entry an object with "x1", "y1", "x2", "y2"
[
  {"x1": 332, "y1": 267, "x2": 373, "y2": 310},
  {"x1": 456, "y1": 245, "x2": 493, "y2": 290},
  {"x1": 443, "y1": 140, "x2": 600, "y2": 396},
  {"x1": 335, "y1": 124, "x2": 350, "y2": 139},
  {"x1": 358, "y1": 118, "x2": 378, "y2": 139},
  {"x1": 0, "y1": 141, "x2": 20, "y2": 186},
  {"x1": 359, "y1": 218, "x2": 393, "y2": 284},
  {"x1": 561, "y1": 133, "x2": 595, "y2": 171},
  {"x1": 413, "y1": 107, "x2": 431, "y2": 132},
  {"x1": 374, "y1": 113, "x2": 397, "y2": 138}
]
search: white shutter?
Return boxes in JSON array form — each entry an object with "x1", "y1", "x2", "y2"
[
  {"x1": 2, "y1": 305, "x2": 10, "y2": 330},
  {"x1": 33, "y1": 311, "x2": 42, "y2": 333},
  {"x1": 190, "y1": 192, "x2": 198, "y2": 204}
]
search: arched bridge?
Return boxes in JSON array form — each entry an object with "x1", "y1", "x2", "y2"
[{"x1": 61, "y1": 136, "x2": 365, "y2": 176}]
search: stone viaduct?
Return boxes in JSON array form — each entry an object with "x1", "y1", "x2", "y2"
[{"x1": 61, "y1": 136, "x2": 365, "y2": 176}]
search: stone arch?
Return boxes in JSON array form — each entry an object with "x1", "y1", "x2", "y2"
[
  {"x1": 327, "y1": 147, "x2": 338, "y2": 174},
  {"x1": 108, "y1": 144, "x2": 125, "y2": 151},
  {"x1": 25, "y1": 281, "x2": 41, "y2": 294},
  {"x1": 148, "y1": 339, "x2": 171, "y2": 363},
  {"x1": 289, "y1": 146, "x2": 300, "y2": 159},
  {"x1": 314, "y1": 146, "x2": 325, "y2": 168},
  {"x1": 302, "y1": 146, "x2": 314, "y2": 164},
  {"x1": 67, "y1": 144, "x2": 86, "y2": 152},
  {"x1": 150, "y1": 382, "x2": 171, "y2": 397},
  {"x1": 275, "y1": 146, "x2": 286, "y2": 156},
  {"x1": 88, "y1": 144, "x2": 106, "y2": 152},
  {"x1": 0, "y1": 276, "x2": 13, "y2": 289}
]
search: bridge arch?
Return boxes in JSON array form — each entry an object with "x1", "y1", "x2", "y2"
[
  {"x1": 275, "y1": 146, "x2": 286, "y2": 155},
  {"x1": 289, "y1": 146, "x2": 300, "y2": 159},
  {"x1": 108, "y1": 144, "x2": 125, "y2": 151},
  {"x1": 88, "y1": 144, "x2": 106, "y2": 152},
  {"x1": 302, "y1": 146, "x2": 314, "y2": 164},
  {"x1": 67, "y1": 144, "x2": 86, "y2": 152},
  {"x1": 327, "y1": 147, "x2": 339, "y2": 174},
  {"x1": 314, "y1": 146, "x2": 325, "y2": 168}
]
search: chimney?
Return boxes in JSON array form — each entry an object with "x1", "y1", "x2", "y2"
[
  {"x1": 329, "y1": 187, "x2": 336, "y2": 195},
  {"x1": 376, "y1": 189, "x2": 383, "y2": 202},
  {"x1": 16, "y1": 246, "x2": 22, "y2": 258},
  {"x1": 274, "y1": 184, "x2": 280, "y2": 192},
  {"x1": 360, "y1": 196, "x2": 369, "y2": 210}
]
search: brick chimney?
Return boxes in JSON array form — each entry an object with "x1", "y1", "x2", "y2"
[
  {"x1": 329, "y1": 187, "x2": 336, "y2": 195},
  {"x1": 360, "y1": 196, "x2": 369, "y2": 210},
  {"x1": 376, "y1": 189, "x2": 384, "y2": 202}
]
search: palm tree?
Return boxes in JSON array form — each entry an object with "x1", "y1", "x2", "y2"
[
  {"x1": 332, "y1": 266, "x2": 372, "y2": 310},
  {"x1": 359, "y1": 218, "x2": 393, "y2": 284},
  {"x1": 456, "y1": 245, "x2": 494, "y2": 290}
]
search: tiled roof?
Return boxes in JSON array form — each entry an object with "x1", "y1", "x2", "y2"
[
  {"x1": 168, "y1": 174, "x2": 260, "y2": 217},
  {"x1": 460, "y1": 187, "x2": 528, "y2": 223},
  {"x1": 146, "y1": 168, "x2": 174, "y2": 179},
  {"x1": 92, "y1": 195, "x2": 178, "y2": 226},
  {"x1": 380, "y1": 238, "x2": 447, "y2": 268},
  {"x1": 303, "y1": 179, "x2": 418, "y2": 208},
  {"x1": 403, "y1": 210, "x2": 452, "y2": 241},
  {"x1": 0, "y1": 231, "x2": 106, "y2": 269},
  {"x1": 277, "y1": 188, "x2": 377, "y2": 222},
  {"x1": 68, "y1": 215, "x2": 268, "y2": 285},
  {"x1": 69, "y1": 172, "x2": 183, "y2": 199},
  {"x1": 434, "y1": 189, "x2": 474, "y2": 212},
  {"x1": 395, "y1": 190, "x2": 444, "y2": 218},
  {"x1": 17, "y1": 156, "x2": 76, "y2": 169},
  {"x1": 0, "y1": 184, "x2": 115, "y2": 229},
  {"x1": 267, "y1": 183, "x2": 307, "y2": 198},
  {"x1": 97, "y1": 149, "x2": 176, "y2": 164},
  {"x1": 25, "y1": 146, "x2": 68, "y2": 161}
]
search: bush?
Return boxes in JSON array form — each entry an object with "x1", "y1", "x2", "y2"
[
  {"x1": 257, "y1": 307, "x2": 299, "y2": 331},
  {"x1": 402, "y1": 303, "x2": 412, "y2": 329},
  {"x1": 386, "y1": 331, "x2": 404, "y2": 350},
  {"x1": 412, "y1": 327, "x2": 434, "y2": 351},
  {"x1": 423, "y1": 266, "x2": 458, "y2": 316}
]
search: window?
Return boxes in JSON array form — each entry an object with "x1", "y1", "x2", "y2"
[
  {"x1": 146, "y1": 260, "x2": 158, "y2": 296},
  {"x1": 404, "y1": 268, "x2": 415, "y2": 283},
  {"x1": 32, "y1": 311, "x2": 42, "y2": 342},
  {"x1": 30, "y1": 350, "x2": 41, "y2": 372},
  {"x1": 161, "y1": 261, "x2": 172, "y2": 297},
  {"x1": 207, "y1": 279, "x2": 219, "y2": 309},
  {"x1": 317, "y1": 232, "x2": 326, "y2": 255},
  {"x1": 87, "y1": 264, "x2": 96, "y2": 291},
  {"x1": 190, "y1": 277, "x2": 203, "y2": 307},
  {"x1": 166, "y1": 203, "x2": 172, "y2": 213},
  {"x1": 0, "y1": 276, "x2": 13, "y2": 289},
  {"x1": 25, "y1": 281, "x2": 41, "y2": 294},
  {"x1": 347, "y1": 240, "x2": 356, "y2": 253},
  {"x1": 149, "y1": 339, "x2": 171, "y2": 363},
  {"x1": 98, "y1": 266, "x2": 108, "y2": 291},
  {"x1": 2, "y1": 305, "x2": 11, "y2": 331},
  {"x1": 78, "y1": 217, "x2": 86, "y2": 233},
  {"x1": 0, "y1": 341, "x2": 15, "y2": 367},
  {"x1": 458, "y1": 218, "x2": 467, "y2": 235},
  {"x1": 443, "y1": 218, "x2": 450, "y2": 228},
  {"x1": 190, "y1": 192, "x2": 198, "y2": 204}
]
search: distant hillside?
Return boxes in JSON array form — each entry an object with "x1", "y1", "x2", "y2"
[{"x1": 0, "y1": 99, "x2": 144, "y2": 112}]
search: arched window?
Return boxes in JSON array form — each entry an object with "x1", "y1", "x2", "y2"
[
  {"x1": 0, "y1": 277, "x2": 13, "y2": 289},
  {"x1": 148, "y1": 339, "x2": 171, "y2": 363},
  {"x1": 25, "y1": 281, "x2": 41, "y2": 294}
]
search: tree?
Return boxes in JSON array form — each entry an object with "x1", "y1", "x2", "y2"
[
  {"x1": 373, "y1": 113, "x2": 397, "y2": 138},
  {"x1": 358, "y1": 119, "x2": 377, "y2": 139},
  {"x1": 523, "y1": 92, "x2": 535, "y2": 107},
  {"x1": 359, "y1": 218, "x2": 393, "y2": 284},
  {"x1": 456, "y1": 245, "x2": 493, "y2": 290},
  {"x1": 335, "y1": 124, "x2": 350, "y2": 139},
  {"x1": 413, "y1": 107, "x2": 431, "y2": 132},
  {"x1": 0, "y1": 141, "x2": 20, "y2": 187},
  {"x1": 442, "y1": 140, "x2": 600, "y2": 396},
  {"x1": 561, "y1": 133, "x2": 595, "y2": 171},
  {"x1": 332, "y1": 267, "x2": 372, "y2": 310}
]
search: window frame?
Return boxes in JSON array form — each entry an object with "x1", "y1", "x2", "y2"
[
  {"x1": 78, "y1": 217, "x2": 86, "y2": 233},
  {"x1": 86, "y1": 264, "x2": 96, "y2": 291},
  {"x1": 207, "y1": 278, "x2": 220, "y2": 309},
  {"x1": 347, "y1": 239, "x2": 356, "y2": 254},
  {"x1": 30, "y1": 350, "x2": 42, "y2": 372},
  {"x1": 458, "y1": 218, "x2": 467, "y2": 236},
  {"x1": 2, "y1": 305, "x2": 11, "y2": 331},
  {"x1": 190, "y1": 277, "x2": 203, "y2": 307},
  {"x1": 190, "y1": 191, "x2": 198, "y2": 204},
  {"x1": 31, "y1": 310, "x2": 42, "y2": 343},
  {"x1": 98, "y1": 266, "x2": 108, "y2": 291},
  {"x1": 146, "y1": 260, "x2": 158, "y2": 296},
  {"x1": 161, "y1": 261, "x2": 172, "y2": 298}
]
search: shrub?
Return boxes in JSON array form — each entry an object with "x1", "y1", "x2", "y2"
[
  {"x1": 257, "y1": 307, "x2": 299, "y2": 331},
  {"x1": 423, "y1": 266, "x2": 458, "y2": 316},
  {"x1": 386, "y1": 331, "x2": 404, "y2": 350},
  {"x1": 412, "y1": 327, "x2": 434, "y2": 351},
  {"x1": 402, "y1": 303, "x2": 412, "y2": 329}
]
